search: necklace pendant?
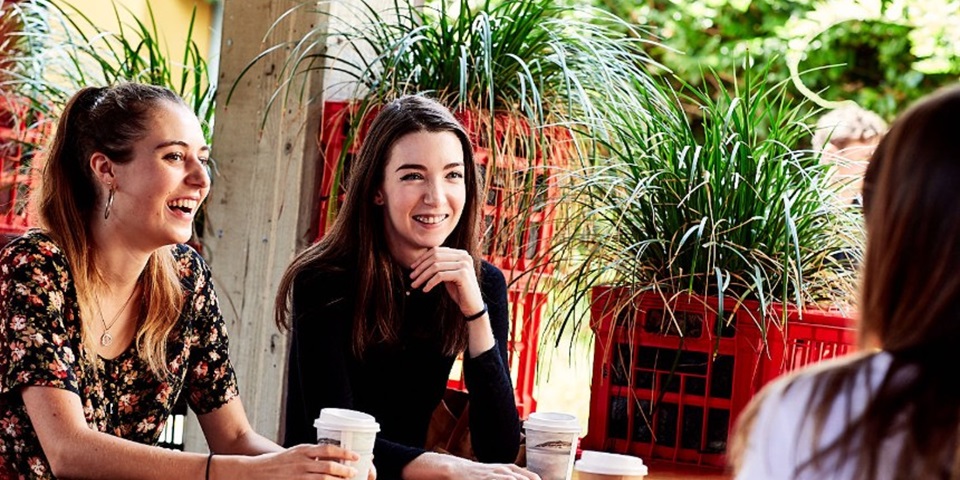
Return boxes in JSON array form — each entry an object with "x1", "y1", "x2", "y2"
[{"x1": 100, "y1": 332, "x2": 113, "y2": 347}]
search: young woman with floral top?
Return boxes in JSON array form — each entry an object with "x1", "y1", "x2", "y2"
[
  {"x1": 275, "y1": 95, "x2": 538, "y2": 480},
  {"x1": 0, "y1": 84, "x2": 367, "y2": 479}
]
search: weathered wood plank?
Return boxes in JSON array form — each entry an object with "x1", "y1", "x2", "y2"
[{"x1": 183, "y1": 0, "x2": 328, "y2": 451}]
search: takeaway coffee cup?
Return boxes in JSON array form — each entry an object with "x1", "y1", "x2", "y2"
[
  {"x1": 314, "y1": 408, "x2": 380, "y2": 480},
  {"x1": 574, "y1": 450, "x2": 648, "y2": 480},
  {"x1": 523, "y1": 412, "x2": 581, "y2": 480}
]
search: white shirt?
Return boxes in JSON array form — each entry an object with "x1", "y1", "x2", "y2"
[{"x1": 736, "y1": 352, "x2": 902, "y2": 480}]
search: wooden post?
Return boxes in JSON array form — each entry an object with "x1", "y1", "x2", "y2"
[
  {"x1": 182, "y1": 0, "x2": 327, "y2": 451},
  {"x1": 185, "y1": 0, "x2": 398, "y2": 453}
]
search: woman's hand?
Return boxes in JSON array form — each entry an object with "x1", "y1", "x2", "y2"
[
  {"x1": 409, "y1": 247, "x2": 484, "y2": 316},
  {"x1": 402, "y1": 452, "x2": 540, "y2": 480},
  {"x1": 218, "y1": 444, "x2": 363, "y2": 479},
  {"x1": 452, "y1": 462, "x2": 540, "y2": 480}
]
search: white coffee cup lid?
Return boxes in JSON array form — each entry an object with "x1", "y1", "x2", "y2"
[
  {"x1": 313, "y1": 408, "x2": 380, "y2": 433},
  {"x1": 575, "y1": 451, "x2": 648, "y2": 476},
  {"x1": 523, "y1": 411, "x2": 581, "y2": 434}
]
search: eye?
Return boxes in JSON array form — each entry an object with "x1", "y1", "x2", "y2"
[
  {"x1": 198, "y1": 156, "x2": 211, "y2": 165},
  {"x1": 447, "y1": 170, "x2": 465, "y2": 179},
  {"x1": 164, "y1": 152, "x2": 185, "y2": 162},
  {"x1": 400, "y1": 172, "x2": 424, "y2": 181}
]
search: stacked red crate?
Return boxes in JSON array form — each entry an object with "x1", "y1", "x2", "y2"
[
  {"x1": 582, "y1": 287, "x2": 856, "y2": 467},
  {"x1": 0, "y1": 96, "x2": 46, "y2": 236}
]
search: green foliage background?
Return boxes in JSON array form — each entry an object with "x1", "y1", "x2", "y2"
[{"x1": 569, "y1": 0, "x2": 960, "y2": 121}]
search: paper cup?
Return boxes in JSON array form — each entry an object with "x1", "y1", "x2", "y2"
[
  {"x1": 523, "y1": 412, "x2": 581, "y2": 480},
  {"x1": 314, "y1": 408, "x2": 380, "y2": 480},
  {"x1": 574, "y1": 451, "x2": 648, "y2": 480}
]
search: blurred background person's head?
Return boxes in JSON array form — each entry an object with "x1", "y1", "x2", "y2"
[{"x1": 813, "y1": 104, "x2": 888, "y2": 204}]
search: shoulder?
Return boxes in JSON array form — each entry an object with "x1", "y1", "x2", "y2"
[
  {"x1": 170, "y1": 244, "x2": 210, "y2": 292},
  {"x1": 779, "y1": 351, "x2": 888, "y2": 401},
  {"x1": 741, "y1": 352, "x2": 890, "y2": 477},
  {"x1": 479, "y1": 260, "x2": 506, "y2": 288},
  {"x1": 293, "y1": 263, "x2": 351, "y2": 293},
  {"x1": 749, "y1": 352, "x2": 888, "y2": 447},
  {"x1": 0, "y1": 230, "x2": 69, "y2": 276},
  {"x1": 761, "y1": 352, "x2": 882, "y2": 412}
]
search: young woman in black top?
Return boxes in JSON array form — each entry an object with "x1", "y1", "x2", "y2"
[{"x1": 276, "y1": 95, "x2": 536, "y2": 480}]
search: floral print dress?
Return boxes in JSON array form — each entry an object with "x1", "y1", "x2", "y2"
[{"x1": 0, "y1": 231, "x2": 239, "y2": 479}]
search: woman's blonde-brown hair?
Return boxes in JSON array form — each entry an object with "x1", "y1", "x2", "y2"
[{"x1": 36, "y1": 84, "x2": 187, "y2": 379}]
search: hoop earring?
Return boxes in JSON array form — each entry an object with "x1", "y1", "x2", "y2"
[{"x1": 104, "y1": 185, "x2": 116, "y2": 220}]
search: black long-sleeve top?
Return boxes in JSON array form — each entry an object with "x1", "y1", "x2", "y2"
[{"x1": 282, "y1": 261, "x2": 521, "y2": 480}]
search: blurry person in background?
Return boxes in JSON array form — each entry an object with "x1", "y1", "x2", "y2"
[{"x1": 812, "y1": 104, "x2": 888, "y2": 205}]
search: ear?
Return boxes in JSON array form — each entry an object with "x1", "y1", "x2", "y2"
[
  {"x1": 374, "y1": 190, "x2": 385, "y2": 206},
  {"x1": 90, "y1": 152, "x2": 116, "y2": 188}
]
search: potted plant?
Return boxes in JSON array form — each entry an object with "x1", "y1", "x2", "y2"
[
  {"x1": 3, "y1": 0, "x2": 215, "y2": 139},
  {"x1": 544, "y1": 60, "x2": 862, "y2": 465},
  {"x1": 237, "y1": 0, "x2": 670, "y2": 416}
]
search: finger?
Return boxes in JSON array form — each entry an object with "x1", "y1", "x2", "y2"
[
  {"x1": 492, "y1": 464, "x2": 539, "y2": 480},
  {"x1": 420, "y1": 269, "x2": 468, "y2": 293},
  {"x1": 307, "y1": 459, "x2": 357, "y2": 478},
  {"x1": 409, "y1": 246, "x2": 442, "y2": 270},
  {"x1": 410, "y1": 262, "x2": 468, "y2": 288},
  {"x1": 411, "y1": 247, "x2": 470, "y2": 272},
  {"x1": 410, "y1": 251, "x2": 466, "y2": 281},
  {"x1": 301, "y1": 444, "x2": 359, "y2": 462},
  {"x1": 515, "y1": 467, "x2": 541, "y2": 480}
]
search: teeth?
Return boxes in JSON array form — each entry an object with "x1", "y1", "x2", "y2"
[
  {"x1": 168, "y1": 199, "x2": 198, "y2": 212},
  {"x1": 414, "y1": 215, "x2": 447, "y2": 225}
]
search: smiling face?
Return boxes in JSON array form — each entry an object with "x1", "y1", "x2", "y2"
[
  {"x1": 376, "y1": 130, "x2": 466, "y2": 266},
  {"x1": 106, "y1": 101, "x2": 210, "y2": 250}
]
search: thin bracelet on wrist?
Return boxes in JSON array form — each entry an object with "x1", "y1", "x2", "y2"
[
  {"x1": 206, "y1": 452, "x2": 215, "y2": 480},
  {"x1": 464, "y1": 303, "x2": 488, "y2": 322}
]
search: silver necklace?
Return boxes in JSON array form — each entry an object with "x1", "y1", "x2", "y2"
[{"x1": 94, "y1": 285, "x2": 138, "y2": 347}]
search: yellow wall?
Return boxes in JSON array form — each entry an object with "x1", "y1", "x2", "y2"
[{"x1": 64, "y1": 0, "x2": 215, "y2": 68}]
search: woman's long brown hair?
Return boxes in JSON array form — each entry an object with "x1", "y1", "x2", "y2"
[
  {"x1": 734, "y1": 86, "x2": 960, "y2": 479},
  {"x1": 275, "y1": 95, "x2": 481, "y2": 357},
  {"x1": 36, "y1": 84, "x2": 187, "y2": 379}
]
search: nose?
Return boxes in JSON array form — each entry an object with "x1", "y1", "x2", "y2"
[
  {"x1": 187, "y1": 155, "x2": 211, "y2": 189},
  {"x1": 422, "y1": 178, "x2": 446, "y2": 206}
]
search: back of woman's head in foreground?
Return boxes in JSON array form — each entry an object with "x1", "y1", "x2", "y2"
[
  {"x1": 732, "y1": 85, "x2": 960, "y2": 480},
  {"x1": 860, "y1": 85, "x2": 960, "y2": 356},
  {"x1": 814, "y1": 85, "x2": 960, "y2": 479},
  {"x1": 275, "y1": 95, "x2": 479, "y2": 356}
]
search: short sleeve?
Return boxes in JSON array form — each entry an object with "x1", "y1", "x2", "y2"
[
  {"x1": 179, "y1": 246, "x2": 239, "y2": 414},
  {"x1": 0, "y1": 235, "x2": 80, "y2": 396}
]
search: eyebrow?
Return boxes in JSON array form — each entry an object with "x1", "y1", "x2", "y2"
[
  {"x1": 395, "y1": 162, "x2": 464, "y2": 172},
  {"x1": 155, "y1": 140, "x2": 211, "y2": 152}
]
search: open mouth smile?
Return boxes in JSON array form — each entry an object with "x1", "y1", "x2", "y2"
[
  {"x1": 413, "y1": 214, "x2": 449, "y2": 225},
  {"x1": 167, "y1": 198, "x2": 199, "y2": 216}
]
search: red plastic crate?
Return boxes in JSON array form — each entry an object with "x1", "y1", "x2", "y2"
[
  {"x1": 0, "y1": 96, "x2": 47, "y2": 235},
  {"x1": 582, "y1": 287, "x2": 856, "y2": 467}
]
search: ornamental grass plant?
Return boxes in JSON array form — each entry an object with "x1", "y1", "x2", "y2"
[
  {"x1": 544, "y1": 59, "x2": 863, "y2": 345},
  {"x1": 1, "y1": 0, "x2": 215, "y2": 140},
  {"x1": 237, "y1": 0, "x2": 669, "y2": 249}
]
